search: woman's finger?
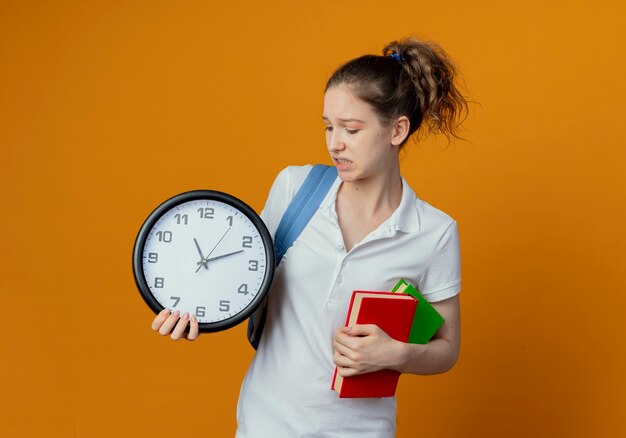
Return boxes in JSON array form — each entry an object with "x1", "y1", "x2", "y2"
[
  {"x1": 333, "y1": 337, "x2": 357, "y2": 360},
  {"x1": 344, "y1": 324, "x2": 377, "y2": 336},
  {"x1": 333, "y1": 350, "x2": 354, "y2": 368},
  {"x1": 151, "y1": 308, "x2": 171, "y2": 331},
  {"x1": 158, "y1": 310, "x2": 180, "y2": 335},
  {"x1": 170, "y1": 312, "x2": 190, "y2": 340},
  {"x1": 186, "y1": 314, "x2": 200, "y2": 341}
]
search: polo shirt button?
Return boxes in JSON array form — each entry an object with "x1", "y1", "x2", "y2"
[
  {"x1": 337, "y1": 244, "x2": 344, "y2": 251},
  {"x1": 341, "y1": 261, "x2": 347, "y2": 267},
  {"x1": 337, "y1": 277, "x2": 343, "y2": 284}
]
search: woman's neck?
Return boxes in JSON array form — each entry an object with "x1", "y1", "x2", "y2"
[
  {"x1": 337, "y1": 165, "x2": 403, "y2": 217},
  {"x1": 335, "y1": 164, "x2": 403, "y2": 252}
]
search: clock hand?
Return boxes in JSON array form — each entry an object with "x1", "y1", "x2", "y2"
[
  {"x1": 206, "y1": 227, "x2": 231, "y2": 259},
  {"x1": 193, "y1": 238, "x2": 209, "y2": 271},
  {"x1": 196, "y1": 250, "x2": 244, "y2": 265},
  {"x1": 194, "y1": 227, "x2": 232, "y2": 273}
]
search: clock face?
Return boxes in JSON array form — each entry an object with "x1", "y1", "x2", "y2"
[{"x1": 133, "y1": 191, "x2": 275, "y2": 332}]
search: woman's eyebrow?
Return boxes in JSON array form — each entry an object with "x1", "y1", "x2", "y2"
[{"x1": 322, "y1": 116, "x2": 366, "y2": 123}]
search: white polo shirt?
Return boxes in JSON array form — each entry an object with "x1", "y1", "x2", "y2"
[{"x1": 236, "y1": 165, "x2": 461, "y2": 438}]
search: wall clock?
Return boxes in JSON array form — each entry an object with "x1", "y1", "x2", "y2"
[{"x1": 132, "y1": 190, "x2": 274, "y2": 332}]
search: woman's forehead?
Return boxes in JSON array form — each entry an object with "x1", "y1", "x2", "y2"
[{"x1": 323, "y1": 85, "x2": 376, "y2": 122}]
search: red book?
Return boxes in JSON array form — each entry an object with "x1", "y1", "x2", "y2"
[{"x1": 331, "y1": 290, "x2": 417, "y2": 398}]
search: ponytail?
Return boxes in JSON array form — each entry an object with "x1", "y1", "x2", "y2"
[{"x1": 325, "y1": 37, "x2": 469, "y2": 144}]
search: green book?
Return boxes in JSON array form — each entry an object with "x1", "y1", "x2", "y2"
[{"x1": 391, "y1": 279, "x2": 445, "y2": 344}]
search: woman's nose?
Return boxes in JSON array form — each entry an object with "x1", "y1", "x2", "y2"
[{"x1": 328, "y1": 134, "x2": 345, "y2": 152}]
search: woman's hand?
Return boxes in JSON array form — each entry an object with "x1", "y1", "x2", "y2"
[
  {"x1": 151, "y1": 308, "x2": 200, "y2": 341},
  {"x1": 333, "y1": 295, "x2": 461, "y2": 376},
  {"x1": 332, "y1": 324, "x2": 407, "y2": 377}
]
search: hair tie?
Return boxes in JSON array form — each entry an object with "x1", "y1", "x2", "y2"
[{"x1": 389, "y1": 53, "x2": 405, "y2": 62}]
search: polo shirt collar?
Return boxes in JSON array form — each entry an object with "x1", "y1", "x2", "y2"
[
  {"x1": 320, "y1": 176, "x2": 421, "y2": 234},
  {"x1": 396, "y1": 177, "x2": 420, "y2": 233}
]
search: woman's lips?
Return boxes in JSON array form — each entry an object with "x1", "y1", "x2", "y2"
[{"x1": 334, "y1": 158, "x2": 352, "y2": 171}]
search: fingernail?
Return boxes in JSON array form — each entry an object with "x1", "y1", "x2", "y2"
[
  {"x1": 172, "y1": 310, "x2": 180, "y2": 318},
  {"x1": 182, "y1": 312, "x2": 189, "y2": 320},
  {"x1": 191, "y1": 315, "x2": 197, "y2": 322},
  {"x1": 161, "y1": 308, "x2": 169, "y2": 315},
  {"x1": 343, "y1": 326, "x2": 352, "y2": 333}
]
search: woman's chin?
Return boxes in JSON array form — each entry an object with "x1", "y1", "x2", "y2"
[{"x1": 336, "y1": 166, "x2": 355, "y2": 179}]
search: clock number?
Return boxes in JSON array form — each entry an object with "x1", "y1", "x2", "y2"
[
  {"x1": 154, "y1": 277, "x2": 164, "y2": 288},
  {"x1": 198, "y1": 207, "x2": 214, "y2": 219},
  {"x1": 174, "y1": 214, "x2": 188, "y2": 225},
  {"x1": 148, "y1": 253, "x2": 158, "y2": 263},
  {"x1": 195, "y1": 306, "x2": 206, "y2": 317},
  {"x1": 226, "y1": 216, "x2": 233, "y2": 226},
  {"x1": 238, "y1": 284, "x2": 249, "y2": 295},
  {"x1": 219, "y1": 300, "x2": 230, "y2": 312},
  {"x1": 170, "y1": 296, "x2": 180, "y2": 307},
  {"x1": 248, "y1": 260, "x2": 258, "y2": 271},
  {"x1": 156, "y1": 231, "x2": 172, "y2": 243},
  {"x1": 242, "y1": 236, "x2": 253, "y2": 248}
]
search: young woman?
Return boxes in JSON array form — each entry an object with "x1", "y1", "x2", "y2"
[{"x1": 152, "y1": 37, "x2": 468, "y2": 437}]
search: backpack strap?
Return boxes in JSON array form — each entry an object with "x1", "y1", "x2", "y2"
[
  {"x1": 247, "y1": 165, "x2": 338, "y2": 349},
  {"x1": 273, "y1": 165, "x2": 338, "y2": 265}
]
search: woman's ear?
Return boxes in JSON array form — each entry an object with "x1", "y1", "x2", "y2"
[{"x1": 390, "y1": 116, "x2": 411, "y2": 146}]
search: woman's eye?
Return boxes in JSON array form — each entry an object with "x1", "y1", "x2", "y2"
[
  {"x1": 346, "y1": 129, "x2": 360, "y2": 134},
  {"x1": 325, "y1": 126, "x2": 333, "y2": 132}
]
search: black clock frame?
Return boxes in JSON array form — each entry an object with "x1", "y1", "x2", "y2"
[{"x1": 132, "y1": 190, "x2": 275, "y2": 333}]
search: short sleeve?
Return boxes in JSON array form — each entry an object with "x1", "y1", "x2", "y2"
[
  {"x1": 418, "y1": 220, "x2": 461, "y2": 302},
  {"x1": 260, "y1": 165, "x2": 312, "y2": 238}
]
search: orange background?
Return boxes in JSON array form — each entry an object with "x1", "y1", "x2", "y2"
[{"x1": 2, "y1": 1, "x2": 625, "y2": 437}]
